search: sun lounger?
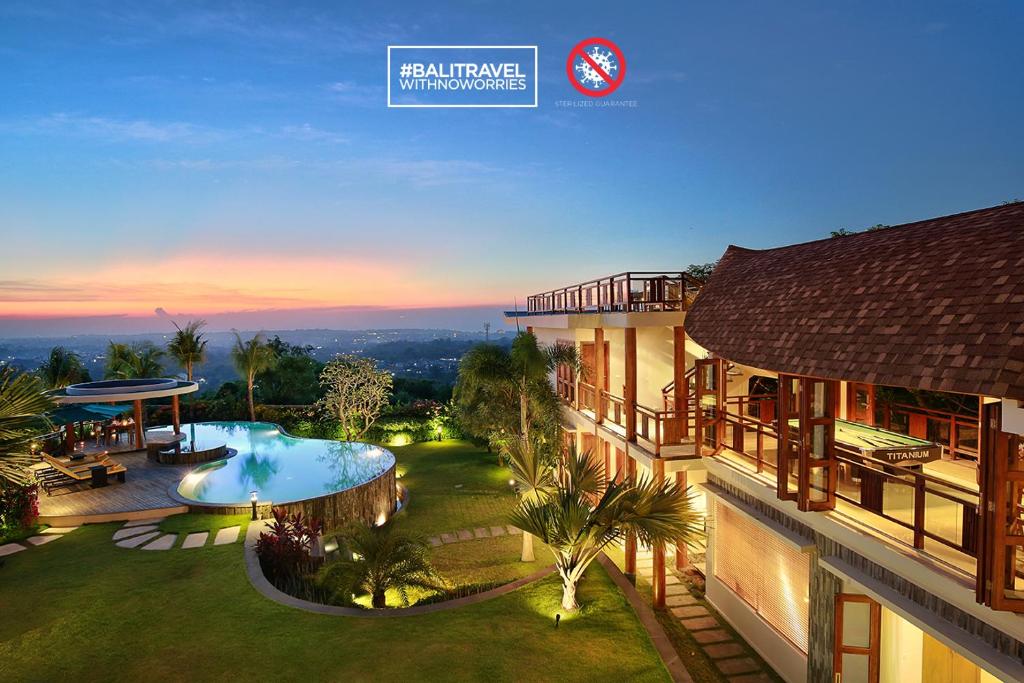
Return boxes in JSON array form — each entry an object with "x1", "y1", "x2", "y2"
[{"x1": 40, "y1": 454, "x2": 127, "y2": 492}]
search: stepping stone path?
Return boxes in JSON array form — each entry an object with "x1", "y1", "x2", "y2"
[
  {"x1": 213, "y1": 526, "x2": 240, "y2": 546},
  {"x1": 456, "y1": 529, "x2": 474, "y2": 541},
  {"x1": 631, "y1": 551, "x2": 779, "y2": 681},
  {"x1": 425, "y1": 524, "x2": 527, "y2": 549},
  {"x1": 143, "y1": 534, "x2": 177, "y2": 551},
  {"x1": 112, "y1": 519, "x2": 240, "y2": 551},
  {"x1": 182, "y1": 532, "x2": 208, "y2": 549},
  {"x1": 0, "y1": 525, "x2": 78, "y2": 557},
  {"x1": 489, "y1": 526, "x2": 506, "y2": 537}
]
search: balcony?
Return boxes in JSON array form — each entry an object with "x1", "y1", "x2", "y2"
[
  {"x1": 569, "y1": 381, "x2": 694, "y2": 456},
  {"x1": 715, "y1": 394, "x2": 980, "y2": 580},
  {"x1": 506, "y1": 271, "x2": 703, "y2": 317}
]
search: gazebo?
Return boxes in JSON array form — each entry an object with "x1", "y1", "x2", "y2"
[{"x1": 53, "y1": 379, "x2": 199, "y2": 449}]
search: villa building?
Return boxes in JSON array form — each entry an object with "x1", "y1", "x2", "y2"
[{"x1": 506, "y1": 202, "x2": 1024, "y2": 683}]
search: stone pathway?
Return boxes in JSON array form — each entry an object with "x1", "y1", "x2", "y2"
[
  {"x1": 0, "y1": 525, "x2": 78, "y2": 557},
  {"x1": 111, "y1": 518, "x2": 241, "y2": 551},
  {"x1": 427, "y1": 524, "x2": 519, "y2": 548},
  {"x1": 634, "y1": 550, "x2": 777, "y2": 682}
]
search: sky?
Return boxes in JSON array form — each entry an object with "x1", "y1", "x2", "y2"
[{"x1": 1, "y1": 1, "x2": 1022, "y2": 335}]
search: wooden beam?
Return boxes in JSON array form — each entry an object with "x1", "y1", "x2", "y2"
[
  {"x1": 673, "y1": 325, "x2": 687, "y2": 438},
  {"x1": 675, "y1": 470, "x2": 689, "y2": 570},
  {"x1": 652, "y1": 458, "x2": 666, "y2": 608},
  {"x1": 594, "y1": 327, "x2": 605, "y2": 424},
  {"x1": 624, "y1": 453, "x2": 637, "y2": 578},
  {"x1": 171, "y1": 394, "x2": 181, "y2": 435},
  {"x1": 133, "y1": 399, "x2": 144, "y2": 448},
  {"x1": 625, "y1": 327, "x2": 637, "y2": 441},
  {"x1": 64, "y1": 423, "x2": 76, "y2": 454}
]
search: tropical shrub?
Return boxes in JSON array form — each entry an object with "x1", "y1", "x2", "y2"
[
  {"x1": 255, "y1": 508, "x2": 323, "y2": 588},
  {"x1": 0, "y1": 482, "x2": 39, "y2": 538}
]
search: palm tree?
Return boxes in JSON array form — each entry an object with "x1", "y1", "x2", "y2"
[
  {"x1": 167, "y1": 320, "x2": 208, "y2": 381},
  {"x1": 317, "y1": 522, "x2": 444, "y2": 608},
  {"x1": 502, "y1": 434, "x2": 557, "y2": 562},
  {"x1": 36, "y1": 346, "x2": 90, "y2": 389},
  {"x1": 0, "y1": 367, "x2": 55, "y2": 484},
  {"x1": 231, "y1": 332, "x2": 277, "y2": 421},
  {"x1": 510, "y1": 446, "x2": 704, "y2": 611},
  {"x1": 105, "y1": 342, "x2": 164, "y2": 379},
  {"x1": 456, "y1": 332, "x2": 582, "y2": 449}
]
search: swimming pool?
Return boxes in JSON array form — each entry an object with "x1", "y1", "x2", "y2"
[{"x1": 173, "y1": 422, "x2": 397, "y2": 526}]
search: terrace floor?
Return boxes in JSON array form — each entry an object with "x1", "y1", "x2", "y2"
[{"x1": 36, "y1": 450, "x2": 189, "y2": 523}]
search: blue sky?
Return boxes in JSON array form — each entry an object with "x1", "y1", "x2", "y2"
[{"x1": 1, "y1": 1, "x2": 1022, "y2": 333}]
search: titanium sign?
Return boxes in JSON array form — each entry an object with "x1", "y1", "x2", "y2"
[{"x1": 387, "y1": 45, "x2": 538, "y2": 108}]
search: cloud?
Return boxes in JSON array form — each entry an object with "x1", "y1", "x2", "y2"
[
  {"x1": 279, "y1": 123, "x2": 349, "y2": 144},
  {"x1": 5, "y1": 113, "x2": 229, "y2": 144},
  {"x1": 154, "y1": 307, "x2": 170, "y2": 318}
]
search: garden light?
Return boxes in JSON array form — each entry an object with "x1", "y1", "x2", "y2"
[
  {"x1": 555, "y1": 613, "x2": 561, "y2": 628},
  {"x1": 250, "y1": 490, "x2": 258, "y2": 520}
]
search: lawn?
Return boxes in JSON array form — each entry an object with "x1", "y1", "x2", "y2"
[{"x1": 0, "y1": 439, "x2": 671, "y2": 681}]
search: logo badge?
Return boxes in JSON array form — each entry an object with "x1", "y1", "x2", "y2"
[{"x1": 566, "y1": 37, "x2": 626, "y2": 97}]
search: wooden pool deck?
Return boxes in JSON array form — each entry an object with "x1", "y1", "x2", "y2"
[{"x1": 37, "y1": 450, "x2": 190, "y2": 525}]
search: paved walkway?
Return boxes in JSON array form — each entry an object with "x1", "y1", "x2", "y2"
[
  {"x1": 0, "y1": 525, "x2": 78, "y2": 557},
  {"x1": 111, "y1": 517, "x2": 241, "y2": 551},
  {"x1": 427, "y1": 524, "x2": 521, "y2": 547},
  {"x1": 634, "y1": 550, "x2": 776, "y2": 682}
]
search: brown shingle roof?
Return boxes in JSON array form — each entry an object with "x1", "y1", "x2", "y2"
[{"x1": 686, "y1": 202, "x2": 1024, "y2": 399}]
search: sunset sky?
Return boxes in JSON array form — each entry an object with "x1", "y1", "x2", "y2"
[{"x1": 2, "y1": 1, "x2": 1022, "y2": 334}]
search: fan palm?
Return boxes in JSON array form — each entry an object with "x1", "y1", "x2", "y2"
[
  {"x1": 502, "y1": 434, "x2": 557, "y2": 562},
  {"x1": 509, "y1": 446, "x2": 705, "y2": 611},
  {"x1": 231, "y1": 332, "x2": 277, "y2": 421},
  {"x1": 0, "y1": 367, "x2": 55, "y2": 484},
  {"x1": 167, "y1": 320, "x2": 208, "y2": 381},
  {"x1": 317, "y1": 522, "x2": 445, "y2": 608},
  {"x1": 36, "y1": 346, "x2": 90, "y2": 389}
]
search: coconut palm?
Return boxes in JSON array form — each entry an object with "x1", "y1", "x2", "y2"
[
  {"x1": 231, "y1": 332, "x2": 277, "y2": 421},
  {"x1": 502, "y1": 433, "x2": 557, "y2": 562},
  {"x1": 0, "y1": 367, "x2": 55, "y2": 484},
  {"x1": 36, "y1": 346, "x2": 90, "y2": 389},
  {"x1": 167, "y1": 320, "x2": 208, "y2": 381},
  {"x1": 509, "y1": 445, "x2": 705, "y2": 611},
  {"x1": 317, "y1": 522, "x2": 444, "y2": 608},
  {"x1": 105, "y1": 341, "x2": 164, "y2": 379}
]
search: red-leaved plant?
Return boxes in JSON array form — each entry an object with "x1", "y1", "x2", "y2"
[{"x1": 255, "y1": 508, "x2": 323, "y2": 586}]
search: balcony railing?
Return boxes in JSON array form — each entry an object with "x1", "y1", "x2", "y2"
[
  {"x1": 508, "y1": 271, "x2": 703, "y2": 316},
  {"x1": 719, "y1": 393, "x2": 979, "y2": 574}
]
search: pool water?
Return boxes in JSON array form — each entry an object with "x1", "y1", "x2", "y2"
[{"x1": 175, "y1": 422, "x2": 395, "y2": 505}]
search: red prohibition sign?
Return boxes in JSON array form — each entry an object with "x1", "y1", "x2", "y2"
[{"x1": 566, "y1": 37, "x2": 626, "y2": 97}]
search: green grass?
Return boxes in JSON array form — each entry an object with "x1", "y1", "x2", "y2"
[
  {"x1": 0, "y1": 524, "x2": 669, "y2": 682},
  {"x1": 389, "y1": 440, "x2": 519, "y2": 537},
  {"x1": 0, "y1": 524, "x2": 47, "y2": 545}
]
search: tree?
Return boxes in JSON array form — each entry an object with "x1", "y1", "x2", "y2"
[
  {"x1": 231, "y1": 332, "x2": 277, "y2": 421},
  {"x1": 317, "y1": 522, "x2": 444, "y2": 608},
  {"x1": 105, "y1": 341, "x2": 164, "y2": 379},
  {"x1": 257, "y1": 337, "x2": 323, "y2": 405},
  {"x1": 503, "y1": 434, "x2": 557, "y2": 562},
  {"x1": 0, "y1": 367, "x2": 55, "y2": 485},
  {"x1": 166, "y1": 320, "x2": 208, "y2": 381},
  {"x1": 510, "y1": 446, "x2": 704, "y2": 611},
  {"x1": 317, "y1": 355, "x2": 392, "y2": 441},
  {"x1": 36, "y1": 346, "x2": 90, "y2": 389},
  {"x1": 454, "y1": 333, "x2": 580, "y2": 450},
  {"x1": 685, "y1": 261, "x2": 718, "y2": 283}
]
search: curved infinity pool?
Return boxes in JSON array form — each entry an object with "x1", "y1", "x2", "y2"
[{"x1": 175, "y1": 422, "x2": 395, "y2": 505}]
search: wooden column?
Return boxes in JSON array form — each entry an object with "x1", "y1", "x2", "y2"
[
  {"x1": 652, "y1": 458, "x2": 667, "y2": 608},
  {"x1": 675, "y1": 470, "x2": 689, "y2": 570},
  {"x1": 64, "y1": 423, "x2": 76, "y2": 454},
  {"x1": 624, "y1": 454, "x2": 637, "y2": 578},
  {"x1": 673, "y1": 325, "x2": 687, "y2": 437},
  {"x1": 133, "y1": 399, "x2": 144, "y2": 447},
  {"x1": 625, "y1": 327, "x2": 637, "y2": 441},
  {"x1": 594, "y1": 327, "x2": 605, "y2": 423},
  {"x1": 171, "y1": 394, "x2": 181, "y2": 435}
]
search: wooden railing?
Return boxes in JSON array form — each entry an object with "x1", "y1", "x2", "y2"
[
  {"x1": 601, "y1": 390, "x2": 625, "y2": 426},
  {"x1": 556, "y1": 375, "x2": 576, "y2": 405},
  {"x1": 880, "y1": 402, "x2": 980, "y2": 462},
  {"x1": 579, "y1": 382, "x2": 597, "y2": 412},
  {"x1": 834, "y1": 447, "x2": 979, "y2": 557},
  {"x1": 722, "y1": 395, "x2": 779, "y2": 473},
  {"x1": 635, "y1": 403, "x2": 690, "y2": 454},
  {"x1": 513, "y1": 271, "x2": 703, "y2": 316}
]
